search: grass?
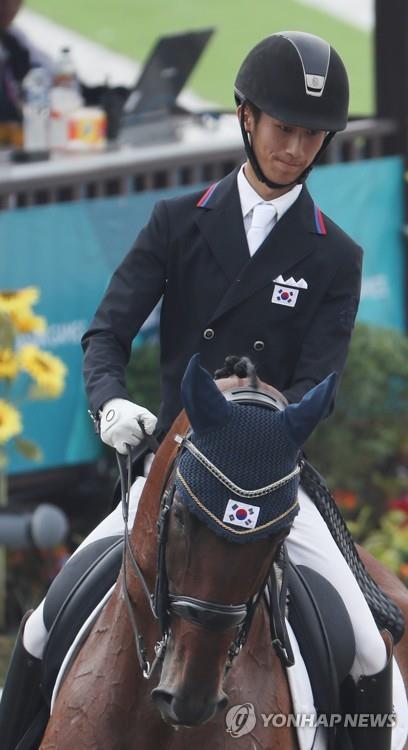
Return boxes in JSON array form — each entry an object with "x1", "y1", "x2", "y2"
[{"x1": 26, "y1": 0, "x2": 373, "y2": 114}]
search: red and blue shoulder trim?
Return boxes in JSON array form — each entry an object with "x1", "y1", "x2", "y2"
[
  {"x1": 313, "y1": 204, "x2": 327, "y2": 235},
  {"x1": 196, "y1": 181, "x2": 220, "y2": 207}
]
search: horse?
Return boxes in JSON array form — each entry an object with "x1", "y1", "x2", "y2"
[{"x1": 39, "y1": 356, "x2": 408, "y2": 750}]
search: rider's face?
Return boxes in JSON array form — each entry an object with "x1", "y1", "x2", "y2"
[{"x1": 239, "y1": 105, "x2": 327, "y2": 199}]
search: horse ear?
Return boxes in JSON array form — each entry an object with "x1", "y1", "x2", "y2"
[
  {"x1": 281, "y1": 373, "x2": 337, "y2": 447},
  {"x1": 181, "y1": 354, "x2": 232, "y2": 433}
]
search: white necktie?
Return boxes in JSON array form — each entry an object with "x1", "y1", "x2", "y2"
[{"x1": 246, "y1": 203, "x2": 277, "y2": 256}]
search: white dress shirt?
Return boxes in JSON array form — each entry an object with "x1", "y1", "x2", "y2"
[{"x1": 237, "y1": 164, "x2": 303, "y2": 256}]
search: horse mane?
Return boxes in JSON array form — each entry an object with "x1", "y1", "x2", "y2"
[{"x1": 214, "y1": 355, "x2": 259, "y2": 385}]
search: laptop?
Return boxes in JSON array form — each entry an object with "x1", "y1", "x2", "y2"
[{"x1": 122, "y1": 28, "x2": 214, "y2": 122}]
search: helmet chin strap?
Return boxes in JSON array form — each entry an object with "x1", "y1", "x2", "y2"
[{"x1": 239, "y1": 106, "x2": 335, "y2": 190}]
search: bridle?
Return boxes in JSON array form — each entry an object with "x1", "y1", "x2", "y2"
[{"x1": 118, "y1": 386, "x2": 297, "y2": 680}]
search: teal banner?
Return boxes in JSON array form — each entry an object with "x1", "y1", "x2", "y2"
[
  {"x1": 309, "y1": 157, "x2": 405, "y2": 331},
  {"x1": 0, "y1": 185, "x2": 197, "y2": 474},
  {"x1": 0, "y1": 156, "x2": 405, "y2": 474}
]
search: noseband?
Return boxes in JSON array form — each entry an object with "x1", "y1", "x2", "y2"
[
  {"x1": 168, "y1": 595, "x2": 248, "y2": 632},
  {"x1": 119, "y1": 386, "x2": 295, "y2": 679}
]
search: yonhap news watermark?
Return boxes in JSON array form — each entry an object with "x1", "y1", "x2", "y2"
[{"x1": 225, "y1": 703, "x2": 396, "y2": 738}]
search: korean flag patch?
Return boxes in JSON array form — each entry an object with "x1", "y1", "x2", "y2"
[
  {"x1": 223, "y1": 499, "x2": 260, "y2": 529},
  {"x1": 272, "y1": 285, "x2": 299, "y2": 307}
]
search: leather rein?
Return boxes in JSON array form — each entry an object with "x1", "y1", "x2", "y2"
[{"x1": 117, "y1": 386, "x2": 296, "y2": 680}]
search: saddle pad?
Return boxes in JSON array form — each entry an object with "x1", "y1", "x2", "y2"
[
  {"x1": 286, "y1": 620, "x2": 326, "y2": 750},
  {"x1": 42, "y1": 536, "x2": 123, "y2": 702},
  {"x1": 51, "y1": 584, "x2": 116, "y2": 713}
]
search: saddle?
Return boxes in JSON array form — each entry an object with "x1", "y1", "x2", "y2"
[{"x1": 41, "y1": 534, "x2": 355, "y2": 749}]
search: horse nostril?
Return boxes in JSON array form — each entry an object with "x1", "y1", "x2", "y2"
[
  {"x1": 152, "y1": 687, "x2": 226, "y2": 726},
  {"x1": 152, "y1": 688, "x2": 174, "y2": 708},
  {"x1": 152, "y1": 688, "x2": 181, "y2": 725}
]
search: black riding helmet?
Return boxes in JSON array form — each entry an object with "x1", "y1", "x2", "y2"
[{"x1": 234, "y1": 31, "x2": 349, "y2": 189}]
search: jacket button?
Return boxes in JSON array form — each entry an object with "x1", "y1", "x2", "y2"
[
  {"x1": 253, "y1": 340, "x2": 265, "y2": 351},
  {"x1": 203, "y1": 328, "x2": 215, "y2": 340}
]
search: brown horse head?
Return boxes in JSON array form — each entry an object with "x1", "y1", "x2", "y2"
[
  {"x1": 152, "y1": 501, "x2": 289, "y2": 725},
  {"x1": 152, "y1": 355, "x2": 336, "y2": 727}
]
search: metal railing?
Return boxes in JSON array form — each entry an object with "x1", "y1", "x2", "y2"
[
  {"x1": 0, "y1": 114, "x2": 399, "y2": 212},
  {"x1": 322, "y1": 117, "x2": 399, "y2": 162}
]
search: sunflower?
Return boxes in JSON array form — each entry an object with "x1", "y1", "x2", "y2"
[
  {"x1": 18, "y1": 345, "x2": 67, "y2": 397},
  {"x1": 0, "y1": 287, "x2": 39, "y2": 315},
  {"x1": 10, "y1": 309, "x2": 46, "y2": 334},
  {"x1": 0, "y1": 400, "x2": 22, "y2": 444},
  {"x1": 0, "y1": 348, "x2": 19, "y2": 379},
  {"x1": 29, "y1": 381, "x2": 65, "y2": 399}
]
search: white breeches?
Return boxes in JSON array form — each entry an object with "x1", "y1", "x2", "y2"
[{"x1": 23, "y1": 481, "x2": 407, "y2": 747}]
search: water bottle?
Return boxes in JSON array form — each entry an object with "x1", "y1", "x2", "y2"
[
  {"x1": 53, "y1": 47, "x2": 81, "y2": 92},
  {"x1": 50, "y1": 47, "x2": 83, "y2": 150},
  {"x1": 22, "y1": 66, "x2": 50, "y2": 154}
]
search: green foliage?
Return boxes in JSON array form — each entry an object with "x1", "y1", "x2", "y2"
[
  {"x1": 348, "y1": 509, "x2": 408, "y2": 583},
  {"x1": 126, "y1": 342, "x2": 161, "y2": 416},
  {"x1": 306, "y1": 323, "x2": 408, "y2": 519}
]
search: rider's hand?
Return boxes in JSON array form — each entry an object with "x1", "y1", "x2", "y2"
[{"x1": 99, "y1": 398, "x2": 157, "y2": 455}]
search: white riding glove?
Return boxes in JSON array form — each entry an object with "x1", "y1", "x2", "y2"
[{"x1": 99, "y1": 398, "x2": 157, "y2": 455}]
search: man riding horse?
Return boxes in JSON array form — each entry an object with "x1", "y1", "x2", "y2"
[{"x1": 1, "y1": 30, "x2": 407, "y2": 749}]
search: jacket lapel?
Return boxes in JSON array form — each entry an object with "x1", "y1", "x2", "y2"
[
  {"x1": 207, "y1": 185, "x2": 320, "y2": 323},
  {"x1": 195, "y1": 168, "x2": 250, "y2": 283}
]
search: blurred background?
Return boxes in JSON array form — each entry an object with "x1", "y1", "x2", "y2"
[{"x1": 0, "y1": 0, "x2": 407, "y2": 677}]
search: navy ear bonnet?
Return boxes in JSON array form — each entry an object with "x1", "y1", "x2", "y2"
[
  {"x1": 175, "y1": 403, "x2": 301, "y2": 542},
  {"x1": 174, "y1": 355, "x2": 337, "y2": 544}
]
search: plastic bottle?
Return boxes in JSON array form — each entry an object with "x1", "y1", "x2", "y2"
[
  {"x1": 53, "y1": 47, "x2": 81, "y2": 92},
  {"x1": 50, "y1": 47, "x2": 83, "y2": 151},
  {"x1": 22, "y1": 67, "x2": 50, "y2": 154}
]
